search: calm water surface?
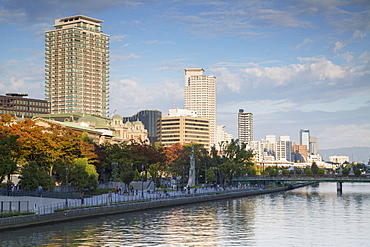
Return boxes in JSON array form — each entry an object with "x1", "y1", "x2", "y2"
[{"x1": 1, "y1": 183, "x2": 369, "y2": 246}]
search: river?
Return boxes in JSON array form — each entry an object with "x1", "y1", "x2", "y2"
[{"x1": 0, "y1": 182, "x2": 369, "y2": 246}]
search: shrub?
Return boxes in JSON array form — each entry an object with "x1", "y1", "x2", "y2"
[
  {"x1": 342, "y1": 168, "x2": 349, "y2": 176},
  {"x1": 354, "y1": 169, "x2": 361, "y2": 177},
  {"x1": 318, "y1": 168, "x2": 325, "y2": 175},
  {"x1": 305, "y1": 169, "x2": 313, "y2": 175}
]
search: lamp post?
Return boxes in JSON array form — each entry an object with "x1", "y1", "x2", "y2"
[
  {"x1": 141, "y1": 164, "x2": 144, "y2": 198},
  {"x1": 65, "y1": 165, "x2": 69, "y2": 207},
  {"x1": 182, "y1": 165, "x2": 184, "y2": 190}
]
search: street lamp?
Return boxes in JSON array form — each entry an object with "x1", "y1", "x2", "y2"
[
  {"x1": 182, "y1": 165, "x2": 185, "y2": 190},
  {"x1": 65, "y1": 165, "x2": 69, "y2": 207},
  {"x1": 141, "y1": 164, "x2": 144, "y2": 198}
]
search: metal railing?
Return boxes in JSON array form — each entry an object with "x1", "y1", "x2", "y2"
[{"x1": 33, "y1": 185, "x2": 263, "y2": 215}]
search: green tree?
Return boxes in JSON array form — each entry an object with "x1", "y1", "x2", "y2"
[
  {"x1": 147, "y1": 162, "x2": 161, "y2": 188},
  {"x1": 68, "y1": 158, "x2": 99, "y2": 191},
  {"x1": 311, "y1": 162, "x2": 319, "y2": 174},
  {"x1": 282, "y1": 169, "x2": 289, "y2": 175},
  {"x1": 19, "y1": 161, "x2": 54, "y2": 190},
  {"x1": 0, "y1": 134, "x2": 19, "y2": 183},
  {"x1": 342, "y1": 168, "x2": 349, "y2": 176},
  {"x1": 120, "y1": 170, "x2": 136, "y2": 189},
  {"x1": 354, "y1": 168, "x2": 361, "y2": 176},
  {"x1": 318, "y1": 168, "x2": 325, "y2": 175},
  {"x1": 205, "y1": 169, "x2": 216, "y2": 182},
  {"x1": 305, "y1": 168, "x2": 313, "y2": 175}
]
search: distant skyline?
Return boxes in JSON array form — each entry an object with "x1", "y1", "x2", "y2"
[{"x1": 0, "y1": 0, "x2": 369, "y2": 149}]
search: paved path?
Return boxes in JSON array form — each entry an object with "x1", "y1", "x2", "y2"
[{"x1": 0, "y1": 186, "x2": 256, "y2": 214}]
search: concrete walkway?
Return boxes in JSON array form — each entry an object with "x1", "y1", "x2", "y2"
[{"x1": 0, "y1": 186, "x2": 258, "y2": 214}]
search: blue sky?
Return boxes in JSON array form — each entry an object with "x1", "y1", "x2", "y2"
[{"x1": 0, "y1": 0, "x2": 369, "y2": 150}]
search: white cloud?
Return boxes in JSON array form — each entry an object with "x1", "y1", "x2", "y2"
[
  {"x1": 318, "y1": 123, "x2": 370, "y2": 149},
  {"x1": 209, "y1": 67, "x2": 246, "y2": 93},
  {"x1": 333, "y1": 41, "x2": 345, "y2": 53},
  {"x1": 353, "y1": 30, "x2": 367, "y2": 39},
  {"x1": 295, "y1": 38, "x2": 314, "y2": 50},
  {"x1": 338, "y1": 52, "x2": 354, "y2": 63},
  {"x1": 142, "y1": 40, "x2": 175, "y2": 45},
  {"x1": 109, "y1": 77, "x2": 183, "y2": 115},
  {"x1": 110, "y1": 35, "x2": 127, "y2": 42},
  {"x1": 110, "y1": 53, "x2": 140, "y2": 62}
]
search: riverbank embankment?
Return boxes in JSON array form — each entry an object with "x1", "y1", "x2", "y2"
[{"x1": 0, "y1": 182, "x2": 313, "y2": 231}]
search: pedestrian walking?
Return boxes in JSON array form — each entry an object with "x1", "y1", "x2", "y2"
[
  {"x1": 38, "y1": 185, "x2": 43, "y2": 197},
  {"x1": 80, "y1": 191, "x2": 85, "y2": 205},
  {"x1": 108, "y1": 190, "x2": 112, "y2": 204}
]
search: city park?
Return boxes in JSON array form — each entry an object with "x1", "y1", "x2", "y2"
[{"x1": 1, "y1": 114, "x2": 367, "y2": 202}]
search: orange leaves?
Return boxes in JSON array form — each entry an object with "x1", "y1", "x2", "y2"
[{"x1": 161, "y1": 142, "x2": 184, "y2": 164}]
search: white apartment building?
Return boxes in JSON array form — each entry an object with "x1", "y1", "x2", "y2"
[
  {"x1": 215, "y1": 125, "x2": 233, "y2": 150},
  {"x1": 45, "y1": 15, "x2": 109, "y2": 117},
  {"x1": 251, "y1": 135, "x2": 292, "y2": 162},
  {"x1": 238, "y1": 109, "x2": 253, "y2": 144},
  {"x1": 329, "y1": 156, "x2": 349, "y2": 164},
  {"x1": 184, "y1": 68, "x2": 216, "y2": 147},
  {"x1": 276, "y1": 135, "x2": 292, "y2": 162}
]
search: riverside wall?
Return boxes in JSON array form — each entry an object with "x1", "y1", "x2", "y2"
[{"x1": 0, "y1": 183, "x2": 313, "y2": 231}]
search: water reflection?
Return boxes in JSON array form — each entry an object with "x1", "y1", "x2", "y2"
[{"x1": 0, "y1": 183, "x2": 369, "y2": 246}]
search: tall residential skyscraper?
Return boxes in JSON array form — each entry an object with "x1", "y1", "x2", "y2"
[
  {"x1": 238, "y1": 109, "x2": 253, "y2": 144},
  {"x1": 300, "y1": 129, "x2": 310, "y2": 152},
  {"x1": 45, "y1": 15, "x2": 109, "y2": 117},
  {"x1": 184, "y1": 68, "x2": 217, "y2": 146}
]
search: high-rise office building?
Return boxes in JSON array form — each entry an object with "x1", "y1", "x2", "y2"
[
  {"x1": 309, "y1": 136, "x2": 318, "y2": 155},
  {"x1": 157, "y1": 108, "x2": 210, "y2": 149},
  {"x1": 299, "y1": 129, "x2": 310, "y2": 152},
  {"x1": 123, "y1": 110, "x2": 162, "y2": 143},
  {"x1": 45, "y1": 15, "x2": 109, "y2": 117},
  {"x1": 238, "y1": 109, "x2": 253, "y2": 144},
  {"x1": 184, "y1": 68, "x2": 216, "y2": 147}
]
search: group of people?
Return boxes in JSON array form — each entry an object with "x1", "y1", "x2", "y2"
[{"x1": 115, "y1": 185, "x2": 138, "y2": 196}]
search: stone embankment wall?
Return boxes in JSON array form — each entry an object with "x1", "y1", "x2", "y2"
[{"x1": 0, "y1": 183, "x2": 312, "y2": 231}]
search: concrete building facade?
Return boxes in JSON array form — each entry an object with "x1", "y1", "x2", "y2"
[
  {"x1": 0, "y1": 93, "x2": 50, "y2": 118},
  {"x1": 300, "y1": 129, "x2": 310, "y2": 152},
  {"x1": 309, "y1": 136, "x2": 318, "y2": 155},
  {"x1": 238, "y1": 109, "x2": 253, "y2": 144},
  {"x1": 158, "y1": 108, "x2": 210, "y2": 149},
  {"x1": 184, "y1": 69, "x2": 216, "y2": 147},
  {"x1": 45, "y1": 15, "x2": 109, "y2": 117},
  {"x1": 123, "y1": 110, "x2": 162, "y2": 144}
]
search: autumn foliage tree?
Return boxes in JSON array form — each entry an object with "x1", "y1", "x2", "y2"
[{"x1": 0, "y1": 114, "x2": 98, "y2": 189}]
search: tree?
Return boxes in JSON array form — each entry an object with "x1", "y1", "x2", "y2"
[
  {"x1": 311, "y1": 162, "x2": 319, "y2": 174},
  {"x1": 205, "y1": 169, "x2": 216, "y2": 182},
  {"x1": 68, "y1": 158, "x2": 99, "y2": 191},
  {"x1": 318, "y1": 168, "x2": 325, "y2": 175},
  {"x1": 0, "y1": 134, "x2": 19, "y2": 183},
  {"x1": 120, "y1": 170, "x2": 136, "y2": 189},
  {"x1": 282, "y1": 169, "x2": 289, "y2": 175},
  {"x1": 19, "y1": 161, "x2": 54, "y2": 190},
  {"x1": 342, "y1": 168, "x2": 349, "y2": 176},
  {"x1": 305, "y1": 168, "x2": 313, "y2": 175},
  {"x1": 147, "y1": 162, "x2": 162, "y2": 188},
  {"x1": 354, "y1": 168, "x2": 361, "y2": 177}
]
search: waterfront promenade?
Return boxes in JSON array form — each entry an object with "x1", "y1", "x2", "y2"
[{"x1": 0, "y1": 183, "x2": 312, "y2": 231}]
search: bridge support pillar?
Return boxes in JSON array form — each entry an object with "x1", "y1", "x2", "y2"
[{"x1": 337, "y1": 182, "x2": 342, "y2": 192}]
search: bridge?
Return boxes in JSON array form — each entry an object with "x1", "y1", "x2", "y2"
[{"x1": 232, "y1": 175, "x2": 370, "y2": 192}]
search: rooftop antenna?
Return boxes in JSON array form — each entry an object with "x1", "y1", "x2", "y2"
[{"x1": 172, "y1": 100, "x2": 175, "y2": 109}]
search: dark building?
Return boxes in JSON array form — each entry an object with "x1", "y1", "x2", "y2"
[
  {"x1": 0, "y1": 93, "x2": 50, "y2": 118},
  {"x1": 123, "y1": 110, "x2": 162, "y2": 143}
]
